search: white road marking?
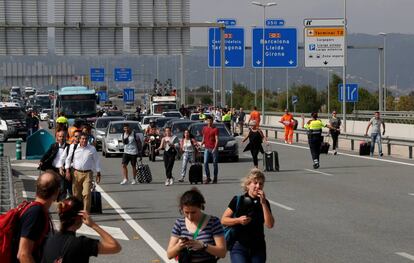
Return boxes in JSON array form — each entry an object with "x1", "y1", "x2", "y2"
[
  {"x1": 20, "y1": 174, "x2": 38, "y2": 180},
  {"x1": 304, "y1": 169, "x2": 333, "y2": 176},
  {"x1": 22, "y1": 191, "x2": 35, "y2": 199},
  {"x1": 268, "y1": 199, "x2": 295, "y2": 211},
  {"x1": 396, "y1": 252, "x2": 414, "y2": 261},
  {"x1": 11, "y1": 162, "x2": 39, "y2": 168},
  {"x1": 95, "y1": 184, "x2": 175, "y2": 263},
  {"x1": 267, "y1": 141, "x2": 414, "y2": 167},
  {"x1": 408, "y1": 193, "x2": 414, "y2": 196},
  {"x1": 52, "y1": 220, "x2": 129, "y2": 241}
]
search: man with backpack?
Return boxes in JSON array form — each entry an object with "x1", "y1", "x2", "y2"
[
  {"x1": 0, "y1": 171, "x2": 60, "y2": 263},
  {"x1": 120, "y1": 123, "x2": 143, "y2": 185}
]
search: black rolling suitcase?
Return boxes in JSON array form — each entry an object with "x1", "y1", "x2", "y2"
[
  {"x1": 189, "y1": 163, "x2": 203, "y2": 184},
  {"x1": 137, "y1": 161, "x2": 152, "y2": 183},
  {"x1": 359, "y1": 141, "x2": 371, "y2": 155},
  {"x1": 263, "y1": 147, "x2": 280, "y2": 172},
  {"x1": 90, "y1": 187, "x2": 102, "y2": 214}
]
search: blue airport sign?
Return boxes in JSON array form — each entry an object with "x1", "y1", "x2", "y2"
[
  {"x1": 90, "y1": 68, "x2": 105, "y2": 82},
  {"x1": 208, "y1": 27, "x2": 245, "y2": 68},
  {"x1": 216, "y1": 18, "x2": 237, "y2": 26},
  {"x1": 252, "y1": 27, "x2": 297, "y2": 68},
  {"x1": 338, "y1": 83, "x2": 359, "y2": 102},
  {"x1": 97, "y1": 91, "x2": 108, "y2": 102},
  {"x1": 266, "y1": 19, "x2": 285, "y2": 27},
  {"x1": 123, "y1": 88, "x2": 135, "y2": 103},
  {"x1": 114, "y1": 68, "x2": 132, "y2": 82}
]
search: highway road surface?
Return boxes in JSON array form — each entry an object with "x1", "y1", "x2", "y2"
[{"x1": 4, "y1": 124, "x2": 414, "y2": 263}]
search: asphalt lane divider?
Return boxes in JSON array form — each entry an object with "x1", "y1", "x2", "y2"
[
  {"x1": 304, "y1": 169, "x2": 333, "y2": 177},
  {"x1": 95, "y1": 184, "x2": 175, "y2": 263},
  {"x1": 396, "y1": 252, "x2": 414, "y2": 261}
]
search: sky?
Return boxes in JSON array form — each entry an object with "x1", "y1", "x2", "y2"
[{"x1": 190, "y1": 0, "x2": 414, "y2": 46}]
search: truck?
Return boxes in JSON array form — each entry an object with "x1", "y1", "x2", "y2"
[
  {"x1": 0, "y1": 102, "x2": 27, "y2": 142},
  {"x1": 149, "y1": 95, "x2": 177, "y2": 115}
]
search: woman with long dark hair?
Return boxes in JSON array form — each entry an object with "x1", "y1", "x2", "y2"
[
  {"x1": 242, "y1": 120, "x2": 268, "y2": 168},
  {"x1": 41, "y1": 197, "x2": 121, "y2": 263}
]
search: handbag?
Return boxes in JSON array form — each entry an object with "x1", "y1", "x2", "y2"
[
  {"x1": 223, "y1": 195, "x2": 242, "y2": 250},
  {"x1": 178, "y1": 214, "x2": 207, "y2": 263}
]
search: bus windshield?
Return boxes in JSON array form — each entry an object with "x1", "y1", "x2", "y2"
[{"x1": 60, "y1": 100, "x2": 96, "y2": 117}]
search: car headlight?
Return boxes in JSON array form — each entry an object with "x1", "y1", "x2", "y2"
[
  {"x1": 107, "y1": 139, "x2": 118, "y2": 145},
  {"x1": 226, "y1": 140, "x2": 237, "y2": 148}
]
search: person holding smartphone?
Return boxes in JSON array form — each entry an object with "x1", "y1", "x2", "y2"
[
  {"x1": 221, "y1": 169, "x2": 275, "y2": 263},
  {"x1": 167, "y1": 188, "x2": 226, "y2": 262}
]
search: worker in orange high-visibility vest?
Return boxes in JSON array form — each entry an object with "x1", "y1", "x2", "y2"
[{"x1": 279, "y1": 109, "x2": 294, "y2": 144}]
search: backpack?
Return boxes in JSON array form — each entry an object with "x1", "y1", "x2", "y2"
[
  {"x1": 0, "y1": 201, "x2": 46, "y2": 263},
  {"x1": 224, "y1": 195, "x2": 242, "y2": 250}
]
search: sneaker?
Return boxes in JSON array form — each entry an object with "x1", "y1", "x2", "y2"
[
  {"x1": 131, "y1": 179, "x2": 137, "y2": 185},
  {"x1": 284, "y1": 140, "x2": 288, "y2": 144},
  {"x1": 288, "y1": 141, "x2": 292, "y2": 144},
  {"x1": 120, "y1": 179, "x2": 128, "y2": 185},
  {"x1": 212, "y1": 178, "x2": 218, "y2": 184},
  {"x1": 178, "y1": 177, "x2": 185, "y2": 183},
  {"x1": 204, "y1": 177, "x2": 212, "y2": 184},
  {"x1": 379, "y1": 153, "x2": 383, "y2": 157},
  {"x1": 165, "y1": 179, "x2": 170, "y2": 186},
  {"x1": 334, "y1": 150, "x2": 337, "y2": 155},
  {"x1": 313, "y1": 162, "x2": 320, "y2": 169},
  {"x1": 169, "y1": 178, "x2": 174, "y2": 186}
]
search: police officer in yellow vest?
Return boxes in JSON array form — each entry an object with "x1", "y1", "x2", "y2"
[
  {"x1": 303, "y1": 112, "x2": 332, "y2": 169},
  {"x1": 222, "y1": 110, "x2": 232, "y2": 131},
  {"x1": 199, "y1": 109, "x2": 206, "y2": 121}
]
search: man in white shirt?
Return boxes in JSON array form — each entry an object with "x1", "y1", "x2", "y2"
[
  {"x1": 120, "y1": 123, "x2": 143, "y2": 185},
  {"x1": 65, "y1": 133, "x2": 101, "y2": 212}
]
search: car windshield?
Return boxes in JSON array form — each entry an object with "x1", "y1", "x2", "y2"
[
  {"x1": 106, "y1": 111, "x2": 123, "y2": 116},
  {"x1": 171, "y1": 122, "x2": 193, "y2": 134},
  {"x1": 96, "y1": 118, "x2": 123, "y2": 128},
  {"x1": 191, "y1": 124, "x2": 230, "y2": 140},
  {"x1": 42, "y1": 109, "x2": 51, "y2": 114},
  {"x1": 0, "y1": 108, "x2": 26, "y2": 120},
  {"x1": 155, "y1": 118, "x2": 172, "y2": 128},
  {"x1": 163, "y1": 112, "x2": 181, "y2": 118},
  {"x1": 108, "y1": 123, "x2": 141, "y2": 134}
]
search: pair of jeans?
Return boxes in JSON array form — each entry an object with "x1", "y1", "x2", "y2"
[
  {"x1": 163, "y1": 150, "x2": 176, "y2": 179},
  {"x1": 230, "y1": 241, "x2": 266, "y2": 263},
  {"x1": 370, "y1": 133, "x2": 382, "y2": 155},
  {"x1": 204, "y1": 148, "x2": 218, "y2": 179},
  {"x1": 180, "y1": 151, "x2": 193, "y2": 178}
]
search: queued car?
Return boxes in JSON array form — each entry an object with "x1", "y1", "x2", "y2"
[
  {"x1": 102, "y1": 120, "x2": 143, "y2": 157},
  {"x1": 188, "y1": 122, "x2": 239, "y2": 162},
  {"x1": 140, "y1": 115, "x2": 162, "y2": 131},
  {"x1": 40, "y1": 108, "x2": 52, "y2": 121},
  {"x1": 189, "y1": 112, "x2": 213, "y2": 121},
  {"x1": 92, "y1": 117, "x2": 125, "y2": 150},
  {"x1": 105, "y1": 110, "x2": 123, "y2": 117},
  {"x1": 0, "y1": 104, "x2": 27, "y2": 142},
  {"x1": 162, "y1": 111, "x2": 183, "y2": 119},
  {"x1": 161, "y1": 119, "x2": 196, "y2": 138}
]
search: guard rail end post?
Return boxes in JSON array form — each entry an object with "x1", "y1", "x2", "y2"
[
  {"x1": 387, "y1": 143, "x2": 391, "y2": 156},
  {"x1": 16, "y1": 139, "x2": 22, "y2": 160},
  {"x1": 296, "y1": 133, "x2": 299, "y2": 142},
  {"x1": 275, "y1": 131, "x2": 277, "y2": 139},
  {"x1": 265, "y1": 129, "x2": 268, "y2": 138},
  {"x1": 409, "y1": 146, "x2": 413, "y2": 159},
  {"x1": 351, "y1": 139, "x2": 354, "y2": 151}
]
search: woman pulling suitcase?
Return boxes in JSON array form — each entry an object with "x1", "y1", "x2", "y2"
[
  {"x1": 242, "y1": 121, "x2": 268, "y2": 168},
  {"x1": 179, "y1": 129, "x2": 200, "y2": 183}
]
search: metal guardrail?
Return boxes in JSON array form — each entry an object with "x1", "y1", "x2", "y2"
[
  {"x1": 0, "y1": 156, "x2": 15, "y2": 213},
  {"x1": 260, "y1": 125, "x2": 414, "y2": 159}
]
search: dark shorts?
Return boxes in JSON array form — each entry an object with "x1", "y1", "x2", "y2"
[{"x1": 122, "y1": 153, "x2": 138, "y2": 166}]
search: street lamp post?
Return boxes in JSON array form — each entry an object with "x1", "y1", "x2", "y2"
[
  {"x1": 379, "y1": 32, "x2": 387, "y2": 112},
  {"x1": 342, "y1": 0, "x2": 347, "y2": 132},
  {"x1": 252, "y1": 1, "x2": 277, "y2": 125}
]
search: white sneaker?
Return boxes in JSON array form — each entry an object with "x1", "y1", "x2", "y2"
[
  {"x1": 131, "y1": 179, "x2": 137, "y2": 185},
  {"x1": 169, "y1": 178, "x2": 174, "y2": 186},
  {"x1": 165, "y1": 179, "x2": 170, "y2": 186},
  {"x1": 284, "y1": 140, "x2": 288, "y2": 144},
  {"x1": 120, "y1": 179, "x2": 128, "y2": 185}
]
